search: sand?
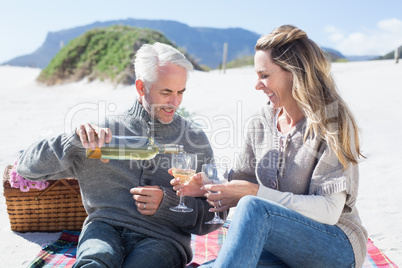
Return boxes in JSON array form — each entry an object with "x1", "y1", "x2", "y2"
[{"x1": 0, "y1": 60, "x2": 401, "y2": 266}]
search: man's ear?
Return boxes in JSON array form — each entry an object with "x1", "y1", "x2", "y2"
[{"x1": 136, "y1": 80, "x2": 146, "y2": 96}]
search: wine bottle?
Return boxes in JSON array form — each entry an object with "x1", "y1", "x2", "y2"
[{"x1": 86, "y1": 136, "x2": 185, "y2": 160}]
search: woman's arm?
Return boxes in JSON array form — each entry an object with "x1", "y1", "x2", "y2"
[
  {"x1": 257, "y1": 186, "x2": 346, "y2": 225},
  {"x1": 204, "y1": 181, "x2": 346, "y2": 225}
]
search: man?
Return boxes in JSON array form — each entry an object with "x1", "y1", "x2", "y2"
[{"x1": 17, "y1": 42, "x2": 226, "y2": 268}]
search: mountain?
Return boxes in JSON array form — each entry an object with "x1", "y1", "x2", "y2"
[
  {"x1": 3, "y1": 18, "x2": 352, "y2": 69},
  {"x1": 321, "y1": 47, "x2": 344, "y2": 61},
  {"x1": 3, "y1": 18, "x2": 260, "y2": 69}
]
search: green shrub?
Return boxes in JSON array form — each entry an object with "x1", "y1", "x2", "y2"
[
  {"x1": 37, "y1": 25, "x2": 201, "y2": 86},
  {"x1": 219, "y1": 55, "x2": 254, "y2": 70},
  {"x1": 334, "y1": 58, "x2": 349, "y2": 63}
]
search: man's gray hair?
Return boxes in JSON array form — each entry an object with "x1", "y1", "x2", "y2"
[{"x1": 134, "y1": 42, "x2": 193, "y2": 91}]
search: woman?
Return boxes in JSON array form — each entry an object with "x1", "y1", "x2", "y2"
[{"x1": 174, "y1": 25, "x2": 367, "y2": 268}]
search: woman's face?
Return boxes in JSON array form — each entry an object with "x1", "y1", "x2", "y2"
[{"x1": 254, "y1": 50, "x2": 294, "y2": 110}]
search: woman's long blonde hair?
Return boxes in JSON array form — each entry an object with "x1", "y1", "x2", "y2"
[{"x1": 256, "y1": 25, "x2": 364, "y2": 168}]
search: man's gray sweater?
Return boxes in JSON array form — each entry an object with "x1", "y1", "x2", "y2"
[{"x1": 17, "y1": 100, "x2": 224, "y2": 266}]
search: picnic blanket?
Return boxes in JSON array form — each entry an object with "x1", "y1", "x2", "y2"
[{"x1": 27, "y1": 228, "x2": 398, "y2": 268}]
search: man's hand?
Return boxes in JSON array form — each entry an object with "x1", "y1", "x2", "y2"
[
  {"x1": 130, "y1": 186, "x2": 164, "y2": 216},
  {"x1": 75, "y1": 123, "x2": 112, "y2": 163}
]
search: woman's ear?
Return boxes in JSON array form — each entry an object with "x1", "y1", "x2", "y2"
[{"x1": 136, "y1": 80, "x2": 146, "y2": 96}]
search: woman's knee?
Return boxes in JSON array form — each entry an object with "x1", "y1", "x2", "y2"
[
  {"x1": 238, "y1": 195, "x2": 274, "y2": 211},
  {"x1": 238, "y1": 195, "x2": 259, "y2": 207},
  {"x1": 237, "y1": 195, "x2": 287, "y2": 218}
]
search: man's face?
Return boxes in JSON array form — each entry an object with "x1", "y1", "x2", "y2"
[{"x1": 139, "y1": 64, "x2": 187, "y2": 124}]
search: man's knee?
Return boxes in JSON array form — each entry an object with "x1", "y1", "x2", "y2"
[{"x1": 75, "y1": 222, "x2": 123, "y2": 267}]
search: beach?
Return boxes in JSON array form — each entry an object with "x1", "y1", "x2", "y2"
[{"x1": 0, "y1": 60, "x2": 401, "y2": 266}]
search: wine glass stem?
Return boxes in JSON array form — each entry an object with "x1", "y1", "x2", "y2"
[
  {"x1": 179, "y1": 195, "x2": 186, "y2": 207},
  {"x1": 214, "y1": 211, "x2": 220, "y2": 218}
]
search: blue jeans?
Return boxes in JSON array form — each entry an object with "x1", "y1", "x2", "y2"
[
  {"x1": 72, "y1": 221, "x2": 182, "y2": 268},
  {"x1": 199, "y1": 196, "x2": 355, "y2": 268}
]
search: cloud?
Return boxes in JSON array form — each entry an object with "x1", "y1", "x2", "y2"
[
  {"x1": 324, "y1": 26, "x2": 345, "y2": 42},
  {"x1": 378, "y1": 18, "x2": 402, "y2": 33},
  {"x1": 325, "y1": 18, "x2": 402, "y2": 56}
]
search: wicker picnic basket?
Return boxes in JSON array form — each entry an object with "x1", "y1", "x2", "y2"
[{"x1": 3, "y1": 165, "x2": 87, "y2": 232}]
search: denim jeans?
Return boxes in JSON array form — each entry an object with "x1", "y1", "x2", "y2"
[
  {"x1": 72, "y1": 221, "x2": 182, "y2": 268},
  {"x1": 199, "y1": 195, "x2": 355, "y2": 268}
]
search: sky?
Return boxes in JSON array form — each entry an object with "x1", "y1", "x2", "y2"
[{"x1": 1, "y1": 0, "x2": 402, "y2": 64}]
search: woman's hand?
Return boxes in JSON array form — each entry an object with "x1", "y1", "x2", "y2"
[
  {"x1": 169, "y1": 170, "x2": 206, "y2": 197},
  {"x1": 203, "y1": 180, "x2": 259, "y2": 212}
]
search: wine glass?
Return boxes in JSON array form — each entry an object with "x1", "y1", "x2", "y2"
[
  {"x1": 201, "y1": 163, "x2": 227, "y2": 224},
  {"x1": 170, "y1": 153, "x2": 198, "y2": 213}
]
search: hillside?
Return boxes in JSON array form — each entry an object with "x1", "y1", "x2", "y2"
[
  {"x1": 36, "y1": 25, "x2": 201, "y2": 86},
  {"x1": 375, "y1": 45, "x2": 402, "y2": 60},
  {"x1": 321, "y1": 47, "x2": 346, "y2": 61},
  {"x1": 4, "y1": 18, "x2": 260, "y2": 69}
]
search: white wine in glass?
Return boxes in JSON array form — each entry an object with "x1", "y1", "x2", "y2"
[
  {"x1": 201, "y1": 163, "x2": 227, "y2": 224},
  {"x1": 170, "y1": 153, "x2": 197, "y2": 213}
]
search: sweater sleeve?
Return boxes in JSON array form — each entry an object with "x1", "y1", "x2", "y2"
[
  {"x1": 257, "y1": 186, "x2": 347, "y2": 225},
  {"x1": 308, "y1": 142, "x2": 359, "y2": 212},
  {"x1": 228, "y1": 125, "x2": 259, "y2": 184},
  {"x1": 17, "y1": 132, "x2": 86, "y2": 181}
]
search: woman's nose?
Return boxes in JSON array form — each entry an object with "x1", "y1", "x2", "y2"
[{"x1": 255, "y1": 80, "x2": 264, "y2": 91}]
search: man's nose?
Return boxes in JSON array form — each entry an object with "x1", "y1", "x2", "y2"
[{"x1": 169, "y1": 94, "x2": 181, "y2": 107}]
